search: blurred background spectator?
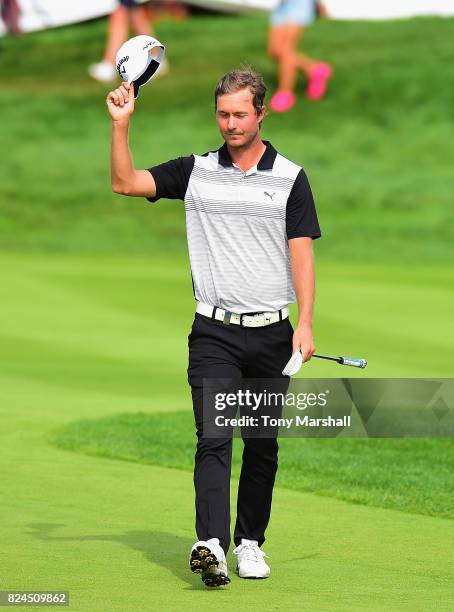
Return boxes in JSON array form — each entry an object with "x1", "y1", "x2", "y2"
[
  {"x1": 268, "y1": 0, "x2": 332, "y2": 112},
  {"x1": 1, "y1": 0, "x2": 20, "y2": 34}
]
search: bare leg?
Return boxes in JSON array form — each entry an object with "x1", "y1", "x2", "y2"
[
  {"x1": 268, "y1": 20, "x2": 332, "y2": 107},
  {"x1": 103, "y1": 6, "x2": 130, "y2": 66},
  {"x1": 129, "y1": 5, "x2": 154, "y2": 36},
  {"x1": 268, "y1": 24, "x2": 316, "y2": 91},
  {"x1": 279, "y1": 27, "x2": 314, "y2": 89},
  {"x1": 293, "y1": 49, "x2": 316, "y2": 78}
]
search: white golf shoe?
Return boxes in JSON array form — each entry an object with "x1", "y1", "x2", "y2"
[
  {"x1": 88, "y1": 61, "x2": 117, "y2": 83},
  {"x1": 189, "y1": 537, "x2": 230, "y2": 588},
  {"x1": 233, "y1": 539, "x2": 270, "y2": 579}
]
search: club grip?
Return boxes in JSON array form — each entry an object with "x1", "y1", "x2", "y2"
[{"x1": 340, "y1": 357, "x2": 367, "y2": 368}]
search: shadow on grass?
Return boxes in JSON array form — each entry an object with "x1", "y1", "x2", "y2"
[
  {"x1": 26, "y1": 523, "x2": 207, "y2": 590},
  {"x1": 26, "y1": 523, "x2": 318, "y2": 591}
]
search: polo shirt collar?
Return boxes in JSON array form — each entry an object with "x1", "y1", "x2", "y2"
[{"x1": 218, "y1": 140, "x2": 277, "y2": 170}]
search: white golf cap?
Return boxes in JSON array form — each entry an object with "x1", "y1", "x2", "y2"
[{"x1": 115, "y1": 35, "x2": 165, "y2": 98}]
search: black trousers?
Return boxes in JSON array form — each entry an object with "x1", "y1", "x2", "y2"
[{"x1": 187, "y1": 311, "x2": 294, "y2": 555}]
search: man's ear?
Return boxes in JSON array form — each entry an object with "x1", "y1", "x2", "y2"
[{"x1": 258, "y1": 104, "x2": 267, "y2": 129}]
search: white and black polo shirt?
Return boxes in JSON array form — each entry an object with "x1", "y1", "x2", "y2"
[{"x1": 147, "y1": 140, "x2": 321, "y2": 314}]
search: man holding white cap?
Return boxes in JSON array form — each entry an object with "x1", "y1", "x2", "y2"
[{"x1": 107, "y1": 65, "x2": 321, "y2": 588}]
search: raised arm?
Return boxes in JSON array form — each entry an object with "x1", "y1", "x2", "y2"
[{"x1": 106, "y1": 82, "x2": 156, "y2": 197}]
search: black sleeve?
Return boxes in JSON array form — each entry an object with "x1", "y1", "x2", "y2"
[
  {"x1": 286, "y1": 168, "x2": 321, "y2": 240},
  {"x1": 146, "y1": 155, "x2": 195, "y2": 202}
]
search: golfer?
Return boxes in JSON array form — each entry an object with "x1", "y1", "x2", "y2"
[{"x1": 107, "y1": 67, "x2": 321, "y2": 587}]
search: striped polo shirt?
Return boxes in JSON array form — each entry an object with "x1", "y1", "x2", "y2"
[{"x1": 147, "y1": 140, "x2": 321, "y2": 314}]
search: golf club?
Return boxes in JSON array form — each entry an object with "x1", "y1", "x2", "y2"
[
  {"x1": 283, "y1": 351, "x2": 367, "y2": 376},
  {"x1": 312, "y1": 354, "x2": 367, "y2": 368}
]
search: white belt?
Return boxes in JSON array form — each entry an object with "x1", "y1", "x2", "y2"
[{"x1": 196, "y1": 301, "x2": 289, "y2": 328}]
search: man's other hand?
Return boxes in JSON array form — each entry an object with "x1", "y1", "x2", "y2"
[{"x1": 292, "y1": 322, "x2": 315, "y2": 363}]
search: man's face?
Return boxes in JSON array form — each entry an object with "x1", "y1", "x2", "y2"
[{"x1": 216, "y1": 88, "x2": 265, "y2": 149}]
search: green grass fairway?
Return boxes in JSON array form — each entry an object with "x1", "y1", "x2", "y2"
[
  {"x1": 1, "y1": 253, "x2": 454, "y2": 610},
  {"x1": 2, "y1": 11, "x2": 454, "y2": 610},
  {"x1": 2, "y1": 432, "x2": 454, "y2": 611}
]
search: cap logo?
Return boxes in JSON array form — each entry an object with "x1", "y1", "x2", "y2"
[
  {"x1": 117, "y1": 55, "x2": 129, "y2": 72},
  {"x1": 142, "y1": 41, "x2": 154, "y2": 50}
]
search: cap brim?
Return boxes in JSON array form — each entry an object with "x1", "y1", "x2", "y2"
[{"x1": 132, "y1": 58, "x2": 161, "y2": 98}]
